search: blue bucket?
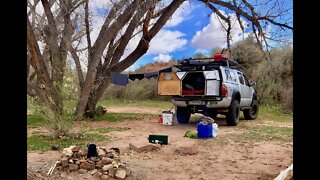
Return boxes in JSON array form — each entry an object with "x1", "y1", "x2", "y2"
[{"x1": 197, "y1": 122, "x2": 213, "y2": 138}]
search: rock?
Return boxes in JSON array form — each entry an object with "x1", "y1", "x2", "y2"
[
  {"x1": 108, "y1": 167, "x2": 117, "y2": 177},
  {"x1": 102, "y1": 157, "x2": 113, "y2": 165},
  {"x1": 79, "y1": 159, "x2": 87, "y2": 163},
  {"x1": 95, "y1": 160, "x2": 103, "y2": 168},
  {"x1": 60, "y1": 171, "x2": 67, "y2": 178},
  {"x1": 119, "y1": 163, "x2": 126, "y2": 168},
  {"x1": 79, "y1": 169, "x2": 88, "y2": 174},
  {"x1": 75, "y1": 160, "x2": 80, "y2": 165},
  {"x1": 80, "y1": 147, "x2": 88, "y2": 157},
  {"x1": 115, "y1": 169, "x2": 127, "y2": 180},
  {"x1": 76, "y1": 151, "x2": 83, "y2": 157},
  {"x1": 129, "y1": 143, "x2": 159, "y2": 153},
  {"x1": 90, "y1": 169, "x2": 98, "y2": 175},
  {"x1": 98, "y1": 148, "x2": 106, "y2": 156},
  {"x1": 69, "y1": 159, "x2": 74, "y2": 164},
  {"x1": 106, "y1": 152, "x2": 114, "y2": 159},
  {"x1": 114, "y1": 157, "x2": 121, "y2": 162},
  {"x1": 61, "y1": 157, "x2": 69, "y2": 167},
  {"x1": 56, "y1": 161, "x2": 62, "y2": 166},
  {"x1": 102, "y1": 164, "x2": 113, "y2": 172},
  {"x1": 52, "y1": 144, "x2": 60, "y2": 150},
  {"x1": 72, "y1": 146, "x2": 81, "y2": 152},
  {"x1": 109, "y1": 148, "x2": 120, "y2": 155},
  {"x1": 90, "y1": 156, "x2": 101, "y2": 162},
  {"x1": 62, "y1": 146, "x2": 76, "y2": 157},
  {"x1": 100, "y1": 147, "x2": 108, "y2": 152},
  {"x1": 112, "y1": 161, "x2": 120, "y2": 168},
  {"x1": 69, "y1": 164, "x2": 79, "y2": 171},
  {"x1": 80, "y1": 162, "x2": 95, "y2": 171},
  {"x1": 101, "y1": 175, "x2": 110, "y2": 180}
]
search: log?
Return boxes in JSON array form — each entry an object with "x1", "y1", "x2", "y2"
[{"x1": 274, "y1": 164, "x2": 293, "y2": 180}]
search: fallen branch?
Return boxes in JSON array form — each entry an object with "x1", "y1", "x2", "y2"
[
  {"x1": 47, "y1": 161, "x2": 59, "y2": 176},
  {"x1": 274, "y1": 164, "x2": 293, "y2": 180}
]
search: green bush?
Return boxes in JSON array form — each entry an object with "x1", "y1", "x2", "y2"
[
  {"x1": 252, "y1": 47, "x2": 293, "y2": 112},
  {"x1": 231, "y1": 35, "x2": 264, "y2": 76}
]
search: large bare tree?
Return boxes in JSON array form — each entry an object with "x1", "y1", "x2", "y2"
[
  {"x1": 27, "y1": 0, "x2": 292, "y2": 120},
  {"x1": 74, "y1": 0, "x2": 187, "y2": 120}
]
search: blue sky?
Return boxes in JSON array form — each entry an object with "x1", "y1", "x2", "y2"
[{"x1": 88, "y1": 0, "x2": 293, "y2": 71}]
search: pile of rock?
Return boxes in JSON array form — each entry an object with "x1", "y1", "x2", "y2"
[{"x1": 55, "y1": 146, "x2": 127, "y2": 179}]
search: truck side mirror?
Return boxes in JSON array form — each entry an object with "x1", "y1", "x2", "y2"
[{"x1": 250, "y1": 81, "x2": 256, "y2": 86}]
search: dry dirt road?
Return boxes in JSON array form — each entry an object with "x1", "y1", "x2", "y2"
[{"x1": 27, "y1": 106, "x2": 292, "y2": 180}]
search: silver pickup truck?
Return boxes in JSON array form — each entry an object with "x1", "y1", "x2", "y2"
[{"x1": 158, "y1": 53, "x2": 259, "y2": 126}]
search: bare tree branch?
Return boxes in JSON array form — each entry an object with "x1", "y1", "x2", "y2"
[
  {"x1": 112, "y1": 0, "x2": 186, "y2": 73},
  {"x1": 110, "y1": 0, "x2": 153, "y2": 67},
  {"x1": 84, "y1": 0, "x2": 92, "y2": 55},
  {"x1": 69, "y1": 0, "x2": 86, "y2": 15},
  {"x1": 41, "y1": 0, "x2": 58, "y2": 35},
  {"x1": 203, "y1": 1, "x2": 232, "y2": 53},
  {"x1": 27, "y1": 18, "x2": 52, "y2": 86},
  {"x1": 69, "y1": 45, "x2": 85, "y2": 88}
]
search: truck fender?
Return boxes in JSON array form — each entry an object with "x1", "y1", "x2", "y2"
[{"x1": 232, "y1": 91, "x2": 241, "y2": 103}]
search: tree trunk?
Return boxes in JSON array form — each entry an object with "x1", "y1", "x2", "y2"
[
  {"x1": 84, "y1": 94, "x2": 96, "y2": 118},
  {"x1": 83, "y1": 75, "x2": 112, "y2": 118},
  {"x1": 74, "y1": 0, "x2": 141, "y2": 120}
]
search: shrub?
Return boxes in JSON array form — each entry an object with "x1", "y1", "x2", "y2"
[
  {"x1": 252, "y1": 47, "x2": 293, "y2": 112},
  {"x1": 103, "y1": 78, "x2": 170, "y2": 101}
]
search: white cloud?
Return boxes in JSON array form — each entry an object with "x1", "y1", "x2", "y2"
[
  {"x1": 89, "y1": 0, "x2": 112, "y2": 10},
  {"x1": 165, "y1": 1, "x2": 193, "y2": 27},
  {"x1": 195, "y1": 21, "x2": 202, "y2": 26},
  {"x1": 191, "y1": 11, "x2": 250, "y2": 49},
  {"x1": 153, "y1": 54, "x2": 172, "y2": 62},
  {"x1": 195, "y1": 49, "x2": 209, "y2": 55},
  {"x1": 120, "y1": 29, "x2": 187, "y2": 61},
  {"x1": 147, "y1": 30, "x2": 187, "y2": 54}
]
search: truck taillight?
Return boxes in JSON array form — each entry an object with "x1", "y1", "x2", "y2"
[{"x1": 221, "y1": 84, "x2": 228, "y2": 97}]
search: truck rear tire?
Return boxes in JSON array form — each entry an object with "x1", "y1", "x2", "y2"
[
  {"x1": 176, "y1": 107, "x2": 191, "y2": 124},
  {"x1": 226, "y1": 100, "x2": 240, "y2": 126},
  {"x1": 243, "y1": 99, "x2": 259, "y2": 120}
]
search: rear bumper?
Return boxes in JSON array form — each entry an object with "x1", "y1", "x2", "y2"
[{"x1": 172, "y1": 97, "x2": 231, "y2": 108}]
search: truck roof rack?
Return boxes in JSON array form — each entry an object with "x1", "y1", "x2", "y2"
[{"x1": 174, "y1": 57, "x2": 240, "y2": 71}]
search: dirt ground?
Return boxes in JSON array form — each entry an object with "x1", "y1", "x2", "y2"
[{"x1": 27, "y1": 107, "x2": 293, "y2": 180}]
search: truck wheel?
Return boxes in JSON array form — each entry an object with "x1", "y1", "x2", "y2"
[
  {"x1": 243, "y1": 99, "x2": 259, "y2": 120},
  {"x1": 176, "y1": 107, "x2": 191, "y2": 124},
  {"x1": 226, "y1": 100, "x2": 240, "y2": 126}
]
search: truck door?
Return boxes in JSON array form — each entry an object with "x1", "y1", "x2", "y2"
[{"x1": 236, "y1": 72, "x2": 252, "y2": 106}]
